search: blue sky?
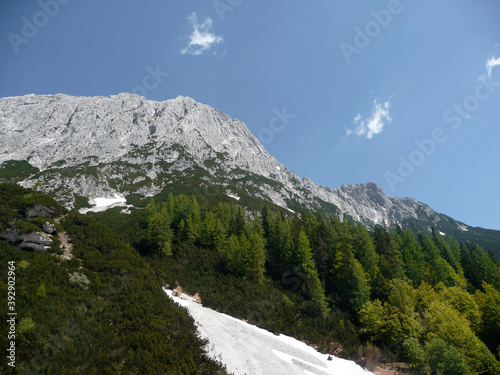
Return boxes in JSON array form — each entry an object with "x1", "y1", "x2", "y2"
[{"x1": 1, "y1": 0, "x2": 500, "y2": 230}]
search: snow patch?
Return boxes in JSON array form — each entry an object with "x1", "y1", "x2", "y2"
[
  {"x1": 79, "y1": 194, "x2": 128, "y2": 214},
  {"x1": 439, "y1": 231, "x2": 446, "y2": 236},
  {"x1": 164, "y1": 287, "x2": 373, "y2": 375},
  {"x1": 458, "y1": 225, "x2": 469, "y2": 232},
  {"x1": 226, "y1": 190, "x2": 241, "y2": 201}
]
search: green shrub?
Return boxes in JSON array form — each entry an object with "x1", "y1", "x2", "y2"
[
  {"x1": 18, "y1": 317, "x2": 35, "y2": 334},
  {"x1": 402, "y1": 337, "x2": 425, "y2": 367},
  {"x1": 68, "y1": 272, "x2": 90, "y2": 290},
  {"x1": 15, "y1": 220, "x2": 40, "y2": 234},
  {"x1": 425, "y1": 339, "x2": 473, "y2": 375}
]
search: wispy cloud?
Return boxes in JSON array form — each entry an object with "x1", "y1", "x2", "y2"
[
  {"x1": 486, "y1": 56, "x2": 500, "y2": 78},
  {"x1": 346, "y1": 99, "x2": 392, "y2": 140},
  {"x1": 181, "y1": 12, "x2": 224, "y2": 56}
]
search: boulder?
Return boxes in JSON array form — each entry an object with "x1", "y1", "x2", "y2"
[
  {"x1": 19, "y1": 231, "x2": 53, "y2": 252},
  {"x1": 26, "y1": 204, "x2": 55, "y2": 218},
  {"x1": 0, "y1": 229, "x2": 53, "y2": 252},
  {"x1": 43, "y1": 222, "x2": 56, "y2": 234}
]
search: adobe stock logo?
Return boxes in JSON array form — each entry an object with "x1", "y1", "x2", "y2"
[
  {"x1": 385, "y1": 74, "x2": 500, "y2": 192},
  {"x1": 340, "y1": 0, "x2": 412, "y2": 64},
  {"x1": 213, "y1": 0, "x2": 243, "y2": 21},
  {"x1": 7, "y1": 0, "x2": 71, "y2": 54},
  {"x1": 258, "y1": 107, "x2": 297, "y2": 144},
  {"x1": 131, "y1": 65, "x2": 170, "y2": 97}
]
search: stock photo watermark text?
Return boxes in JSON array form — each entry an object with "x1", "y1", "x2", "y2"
[
  {"x1": 385, "y1": 74, "x2": 500, "y2": 191},
  {"x1": 131, "y1": 65, "x2": 170, "y2": 97},
  {"x1": 7, "y1": 0, "x2": 71, "y2": 54},
  {"x1": 7, "y1": 261, "x2": 17, "y2": 368},
  {"x1": 340, "y1": 0, "x2": 412, "y2": 64},
  {"x1": 213, "y1": 0, "x2": 243, "y2": 21},
  {"x1": 258, "y1": 107, "x2": 297, "y2": 144}
]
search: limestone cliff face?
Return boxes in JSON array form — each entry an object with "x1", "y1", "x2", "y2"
[{"x1": 0, "y1": 93, "x2": 465, "y2": 232}]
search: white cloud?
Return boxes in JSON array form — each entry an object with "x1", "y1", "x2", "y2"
[
  {"x1": 181, "y1": 13, "x2": 224, "y2": 56},
  {"x1": 486, "y1": 56, "x2": 500, "y2": 78},
  {"x1": 349, "y1": 99, "x2": 392, "y2": 140}
]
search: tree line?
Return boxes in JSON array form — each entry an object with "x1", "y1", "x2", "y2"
[{"x1": 143, "y1": 193, "x2": 500, "y2": 374}]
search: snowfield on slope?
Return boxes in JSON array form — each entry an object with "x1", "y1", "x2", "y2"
[
  {"x1": 164, "y1": 288, "x2": 373, "y2": 375},
  {"x1": 79, "y1": 194, "x2": 128, "y2": 214}
]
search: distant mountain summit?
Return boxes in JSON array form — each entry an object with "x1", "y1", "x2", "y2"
[{"x1": 1, "y1": 93, "x2": 499, "y2": 254}]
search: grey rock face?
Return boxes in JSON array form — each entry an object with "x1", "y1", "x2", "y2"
[
  {"x1": 20, "y1": 231, "x2": 53, "y2": 252},
  {"x1": 25, "y1": 204, "x2": 55, "y2": 218},
  {"x1": 43, "y1": 222, "x2": 56, "y2": 234},
  {"x1": 0, "y1": 93, "x2": 463, "y2": 230},
  {"x1": 0, "y1": 229, "x2": 53, "y2": 252}
]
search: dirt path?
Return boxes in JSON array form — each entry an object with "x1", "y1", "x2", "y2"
[
  {"x1": 54, "y1": 215, "x2": 73, "y2": 260},
  {"x1": 57, "y1": 230, "x2": 73, "y2": 260}
]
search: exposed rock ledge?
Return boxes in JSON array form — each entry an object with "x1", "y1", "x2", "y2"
[{"x1": 1, "y1": 229, "x2": 54, "y2": 252}]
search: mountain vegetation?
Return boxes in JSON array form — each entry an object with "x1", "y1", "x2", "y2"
[
  {"x1": 93, "y1": 191, "x2": 500, "y2": 374},
  {"x1": 2, "y1": 180, "x2": 500, "y2": 374},
  {"x1": 0, "y1": 183, "x2": 228, "y2": 375}
]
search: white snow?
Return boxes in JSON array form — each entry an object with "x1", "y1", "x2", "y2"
[
  {"x1": 79, "y1": 194, "x2": 128, "y2": 214},
  {"x1": 164, "y1": 288, "x2": 373, "y2": 375},
  {"x1": 226, "y1": 191, "x2": 241, "y2": 201},
  {"x1": 439, "y1": 231, "x2": 446, "y2": 236}
]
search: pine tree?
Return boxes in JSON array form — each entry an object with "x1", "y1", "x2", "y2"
[
  {"x1": 304, "y1": 211, "x2": 320, "y2": 247},
  {"x1": 200, "y1": 211, "x2": 217, "y2": 249},
  {"x1": 329, "y1": 221, "x2": 370, "y2": 313},
  {"x1": 294, "y1": 230, "x2": 328, "y2": 315},
  {"x1": 223, "y1": 234, "x2": 241, "y2": 274},
  {"x1": 229, "y1": 206, "x2": 246, "y2": 237},
  {"x1": 374, "y1": 225, "x2": 404, "y2": 281},
  {"x1": 353, "y1": 223, "x2": 379, "y2": 282},
  {"x1": 200, "y1": 211, "x2": 226, "y2": 251},
  {"x1": 372, "y1": 226, "x2": 404, "y2": 298},
  {"x1": 419, "y1": 233, "x2": 464, "y2": 287},
  {"x1": 433, "y1": 232, "x2": 461, "y2": 273},
  {"x1": 188, "y1": 195, "x2": 201, "y2": 240},
  {"x1": 268, "y1": 213, "x2": 293, "y2": 278},
  {"x1": 476, "y1": 282, "x2": 500, "y2": 352},
  {"x1": 313, "y1": 217, "x2": 333, "y2": 280},
  {"x1": 148, "y1": 200, "x2": 173, "y2": 256},
  {"x1": 260, "y1": 204, "x2": 271, "y2": 239},
  {"x1": 397, "y1": 229, "x2": 425, "y2": 286},
  {"x1": 460, "y1": 243, "x2": 483, "y2": 291},
  {"x1": 246, "y1": 232, "x2": 266, "y2": 283}
]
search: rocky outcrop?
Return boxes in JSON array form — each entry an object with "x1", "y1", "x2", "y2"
[
  {"x1": 19, "y1": 231, "x2": 53, "y2": 251},
  {"x1": 43, "y1": 222, "x2": 56, "y2": 234},
  {"x1": 26, "y1": 204, "x2": 56, "y2": 218},
  {"x1": 0, "y1": 229, "x2": 53, "y2": 252},
  {"x1": 0, "y1": 212, "x2": 57, "y2": 252}
]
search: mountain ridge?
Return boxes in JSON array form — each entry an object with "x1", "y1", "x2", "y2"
[{"x1": 1, "y1": 93, "x2": 499, "y2": 254}]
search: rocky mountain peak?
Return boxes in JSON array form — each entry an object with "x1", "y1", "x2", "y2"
[{"x1": 1, "y1": 93, "x2": 498, "y2": 253}]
